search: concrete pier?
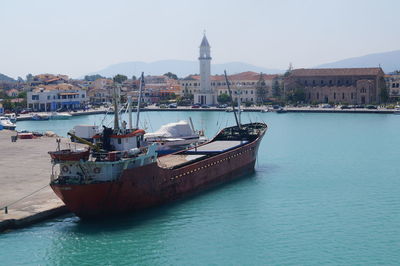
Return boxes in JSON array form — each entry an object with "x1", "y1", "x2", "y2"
[{"x1": 0, "y1": 130, "x2": 84, "y2": 231}]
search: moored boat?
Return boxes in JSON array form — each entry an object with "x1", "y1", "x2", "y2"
[
  {"x1": 0, "y1": 116, "x2": 16, "y2": 130},
  {"x1": 31, "y1": 113, "x2": 49, "y2": 120},
  {"x1": 50, "y1": 112, "x2": 72, "y2": 120},
  {"x1": 48, "y1": 71, "x2": 268, "y2": 218},
  {"x1": 4, "y1": 113, "x2": 17, "y2": 123},
  {"x1": 51, "y1": 122, "x2": 267, "y2": 218},
  {"x1": 144, "y1": 119, "x2": 207, "y2": 155}
]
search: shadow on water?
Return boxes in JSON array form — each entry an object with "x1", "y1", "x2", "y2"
[{"x1": 63, "y1": 169, "x2": 266, "y2": 235}]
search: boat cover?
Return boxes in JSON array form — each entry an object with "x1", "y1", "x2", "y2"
[{"x1": 145, "y1": 120, "x2": 197, "y2": 139}]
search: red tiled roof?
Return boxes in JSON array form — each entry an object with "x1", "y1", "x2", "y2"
[
  {"x1": 45, "y1": 77, "x2": 62, "y2": 83},
  {"x1": 291, "y1": 68, "x2": 383, "y2": 77}
]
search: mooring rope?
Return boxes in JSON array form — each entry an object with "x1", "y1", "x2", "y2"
[{"x1": 0, "y1": 184, "x2": 50, "y2": 212}]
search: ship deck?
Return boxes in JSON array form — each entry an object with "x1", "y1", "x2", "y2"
[{"x1": 157, "y1": 140, "x2": 248, "y2": 169}]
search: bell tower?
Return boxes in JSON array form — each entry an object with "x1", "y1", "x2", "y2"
[{"x1": 195, "y1": 33, "x2": 215, "y2": 105}]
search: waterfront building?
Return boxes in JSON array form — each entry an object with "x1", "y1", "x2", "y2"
[
  {"x1": 384, "y1": 73, "x2": 400, "y2": 101},
  {"x1": 180, "y1": 71, "x2": 279, "y2": 104},
  {"x1": 27, "y1": 83, "x2": 88, "y2": 111},
  {"x1": 193, "y1": 34, "x2": 216, "y2": 105},
  {"x1": 127, "y1": 76, "x2": 180, "y2": 104},
  {"x1": 284, "y1": 68, "x2": 386, "y2": 104},
  {"x1": 88, "y1": 88, "x2": 111, "y2": 104}
]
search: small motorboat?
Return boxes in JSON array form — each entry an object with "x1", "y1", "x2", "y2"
[
  {"x1": 4, "y1": 113, "x2": 17, "y2": 123},
  {"x1": 0, "y1": 116, "x2": 16, "y2": 130},
  {"x1": 31, "y1": 114, "x2": 49, "y2": 120},
  {"x1": 144, "y1": 120, "x2": 207, "y2": 155},
  {"x1": 276, "y1": 108, "x2": 287, "y2": 114},
  {"x1": 50, "y1": 112, "x2": 72, "y2": 120}
]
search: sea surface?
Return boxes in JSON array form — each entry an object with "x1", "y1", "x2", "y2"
[{"x1": 1, "y1": 111, "x2": 400, "y2": 265}]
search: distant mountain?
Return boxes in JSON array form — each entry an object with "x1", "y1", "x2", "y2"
[
  {"x1": 86, "y1": 60, "x2": 283, "y2": 79},
  {"x1": 0, "y1": 73, "x2": 15, "y2": 82},
  {"x1": 315, "y1": 50, "x2": 400, "y2": 73}
]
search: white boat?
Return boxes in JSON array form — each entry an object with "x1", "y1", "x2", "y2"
[
  {"x1": 4, "y1": 113, "x2": 17, "y2": 123},
  {"x1": 50, "y1": 112, "x2": 72, "y2": 120},
  {"x1": 0, "y1": 116, "x2": 16, "y2": 130},
  {"x1": 31, "y1": 114, "x2": 49, "y2": 120},
  {"x1": 144, "y1": 120, "x2": 207, "y2": 155},
  {"x1": 394, "y1": 109, "x2": 400, "y2": 115}
]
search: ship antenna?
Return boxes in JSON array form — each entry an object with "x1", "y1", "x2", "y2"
[
  {"x1": 224, "y1": 70, "x2": 241, "y2": 129},
  {"x1": 135, "y1": 72, "x2": 145, "y2": 129}
]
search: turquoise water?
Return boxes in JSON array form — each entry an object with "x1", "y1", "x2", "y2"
[{"x1": 2, "y1": 111, "x2": 400, "y2": 265}]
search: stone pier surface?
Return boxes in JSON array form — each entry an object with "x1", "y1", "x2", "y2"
[{"x1": 0, "y1": 130, "x2": 82, "y2": 231}]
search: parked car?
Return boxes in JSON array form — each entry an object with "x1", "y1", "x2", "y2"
[
  {"x1": 367, "y1": 105, "x2": 377, "y2": 109},
  {"x1": 159, "y1": 104, "x2": 167, "y2": 109},
  {"x1": 201, "y1": 104, "x2": 210, "y2": 108},
  {"x1": 322, "y1": 104, "x2": 333, "y2": 108},
  {"x1": 191, "y1": 104, "x2": 200, "y2": 109},
  {"x1": 340, "y1": 105, "x2": 350, "y2": 109},
  {"x1": 218, "y1": 104, "x2": 228, "y2": 108},
  {"x1": 168, "y1": 103, "x2": 177, "y2": 108}
]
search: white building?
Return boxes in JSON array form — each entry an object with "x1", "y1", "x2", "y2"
[
  {"x1": 181, "y1": 72, "x2": 279, "y2": 103},
  {"x1": 27, "y1": 83, "x2": 88, "y2": 111},
  {"x1": 194, "y1": 34, "x2": 216, "y2": 105},
  {"x1": 385, "y1": 73, "x2": 400, "y2": 100}
]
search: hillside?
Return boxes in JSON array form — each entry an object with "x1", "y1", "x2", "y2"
[
  {"x1": 0, "y1": 73, "x2": 15, "y2": 82},
  {"x1": 316, "y1": 50, "x2": 400, "y2": 73},
  {"x1": 86, "y1": 60, "x2": 283, "y2": 78}
]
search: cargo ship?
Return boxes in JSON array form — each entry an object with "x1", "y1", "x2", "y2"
[{"x1": 48, "y1": 72, "x2": 268, "y2": 218}]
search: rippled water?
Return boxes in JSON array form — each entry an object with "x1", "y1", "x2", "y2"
[{"x1": 1, "y1": 111, "x2": 400, "y2": 265}]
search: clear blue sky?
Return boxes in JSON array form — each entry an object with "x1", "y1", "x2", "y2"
[{"x1": 1, "y1": 0, "x2": 399, "y2": 78}]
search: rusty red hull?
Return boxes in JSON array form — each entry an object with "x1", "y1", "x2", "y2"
[{"x1": 51, "y1": 126, "x2": 266, "y2": 218}]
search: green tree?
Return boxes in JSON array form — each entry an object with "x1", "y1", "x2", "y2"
[
  {"x1": 272, "y1": 80, "x2": 281, "y2": 97},
  {"x1": 113, "y1": 74, "x2": 128, "y2": 84},
  {"x1": 287, "y1": 88, "x2": 305, "y2": 103},
  {"x1": 26, "y1": 73, "x2": 33, "y2": 83},
  {"x1": 18, "y1": 91, "x2": 27, "y2": 99},
  {"x1": 2, "y1": 99, "x2": 13, "y2": 110},
  {"x1": 168, "y1": 93, "x2": 177, "y2": 100},
  {"x1": 84, "y1": 74, "x2": 105, "y2": 81},
  {"x1": 283, "y1": 62, "x2": 293, "y2": 77},
  {"x1": 164, "y1": 72, "x2": 178, "y2": 80},
  {"x1": 217, "y1": 93, "x2": 230, "y2": 104},
  {"x1": 131, "y1": 75, "x2": 137, "y2": 81},
  {"x1": 380, "y1": 84, "x2": 389, "y2": 103},
  {"x1": 255, "y1": 73, "x2": 267, "y2": 104}
]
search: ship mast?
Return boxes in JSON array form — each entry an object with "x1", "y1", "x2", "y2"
[
  {"x1": 113, "y1": 84, "x2": 120, "y2": 130},
  {"x1": 224, "y1": 70, "x2": 241, "y2": 129},
  {"x1": 135, "y1": 72, "x2": 144, "y2": 129},
  {"x1": 128, "y1": 96, "x2": 132, "y2": 130}
]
